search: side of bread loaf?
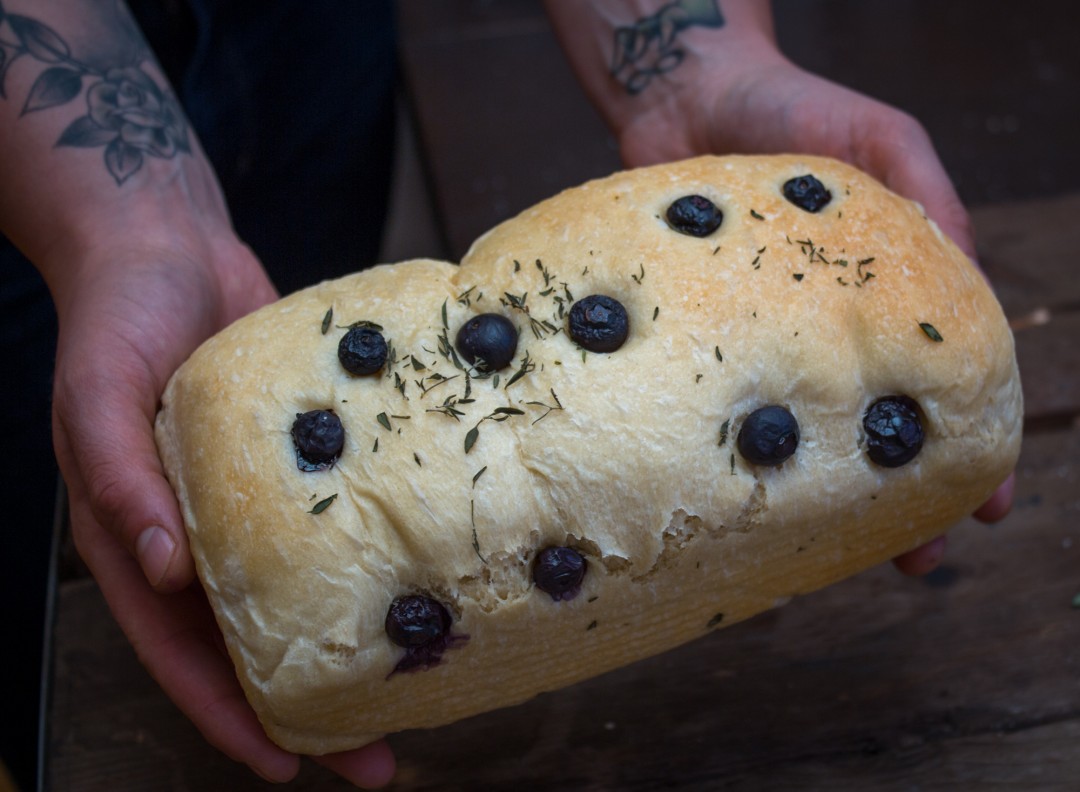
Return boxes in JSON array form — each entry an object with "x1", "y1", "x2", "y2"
[{"x1": 155, "y1": 154, "x2": 1022, "y2": 755}]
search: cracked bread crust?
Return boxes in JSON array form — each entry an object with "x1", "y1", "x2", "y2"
[{"x1": 154, "y1": 154, "x2": 1022, "y2": 755}]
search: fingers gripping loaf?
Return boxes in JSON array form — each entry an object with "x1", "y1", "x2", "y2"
[{"x1": 155, "y1": 155, "x2": 1022, "y2": 755}]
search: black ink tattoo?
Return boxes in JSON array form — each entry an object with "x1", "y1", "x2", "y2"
[
  {"x1": 611, "y1": 0, "x2": 725, "y2": 95},
  {"x1": 0, "y1": 2, "x2": 189, "y2": 184}
]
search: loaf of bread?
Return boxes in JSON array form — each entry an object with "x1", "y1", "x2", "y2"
[{"x1": 155, "y1": 154, "x2": 1022, "y2": 756}]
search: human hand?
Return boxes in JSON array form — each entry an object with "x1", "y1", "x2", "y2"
[
  {"x1": 613, "y1": 54, "x2": 1015, "y2": 574},
  {"x1": 618, "y1": 54, "x2": 975, "y2": 254},
  {"x1": 49, "y1": 236, "x2": 395, "y2": 785}
]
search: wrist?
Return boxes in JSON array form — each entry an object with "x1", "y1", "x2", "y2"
[
  {"x1": 611, "y1": 30, "x2": 787, "y2": 157},
  {"x1": 547, "y1": 0, "x2": 784, "y2": 148},
  {"x1": 28, "y1": 135, "x2": 252, "y2": 309},
  {"x1": 0, "y1": 1, "x2": 244, "y2": 309}
]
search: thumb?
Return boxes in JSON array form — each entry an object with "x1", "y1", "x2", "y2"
[
  {"x1": 889, "y1": 157, "x2": 976, "y2": 264},
  {"x1": 53, "y1": 333, "x2": 194, "y2": 592},
  {"x1": 860, "y1": 114, "x2": 977, "y2": 262}
]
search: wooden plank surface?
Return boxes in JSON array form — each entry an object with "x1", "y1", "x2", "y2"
[
  {"x1": 398, "y1": 0, "x2": 618, "y2": 259},
  {"x1": 976, "y1": 193, "x2": 1080, "y2": 425},
  {"x1": 45, "y1": 192, "x2": 1080, "y2": 789}
]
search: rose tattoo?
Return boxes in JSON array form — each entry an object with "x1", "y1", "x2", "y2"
[{"x1": 0, "y1": 5, "x2": 190, "y2": 184}]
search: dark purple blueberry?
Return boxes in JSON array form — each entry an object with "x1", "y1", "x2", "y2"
[
  {"x1": 737, "y1": 405, "x2": 799, "y2": 466},
  {"x1": 291, "y1": 410, "x2": 344, "y2": 470},
  {"x1": 567, "y1": 294, "x2": 629, "y2": 353},
  {"x1": 863, "y1": 396, "x2": 924, "y2": 468},
  {"x1": 385, "y1": 594, "x2": 451, "y2": 649},
  {"x1": 533, "y1": 546, "x2": 587, "y2": 601},
  {"x1": 666, "y1": 194, "x2": 724, "y2": 237},
  {"x1": 782, "y1": 174, "x2": 832, "y2": 213},
  {"x1": 338, "y1": 325, "x2": 388, "y2": 375},
  {"x1": 455, "y1": 313, "x2": 518, "y2": 372},
  {"x1": 384, "y1": 594, "x2": 467, "y2": 675}
]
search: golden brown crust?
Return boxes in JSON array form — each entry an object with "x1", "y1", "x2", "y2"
[{"x1": 155, "y1": 155, "x2": 1022, "y2": 755}]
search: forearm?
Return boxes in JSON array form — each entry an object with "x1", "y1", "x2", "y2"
[
  {"x1": 544, "y1": 0, "x2": 780, "y2": 139},
  {"x1": 0, "y1": 0, "x2": 234, "y2": 312}
]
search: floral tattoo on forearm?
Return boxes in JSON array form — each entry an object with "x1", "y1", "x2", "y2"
[
  {"x1": 611, "y1": 0, "x2": 725, "y2": 95},
  {"x1": 0, "y1": 2, "x2": 189, "y2": 185}
]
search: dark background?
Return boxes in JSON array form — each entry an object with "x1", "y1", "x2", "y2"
[{"x1": 390, "y1": 0, "x2": 1080, "y2": 262}]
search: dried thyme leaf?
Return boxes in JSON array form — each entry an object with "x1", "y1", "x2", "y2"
[
  {"x1": 465, "y1": 406, "x2": 526, "y2": 453},
  {"x1": 504, "y1": 351, "x2": 534, "y2": 390},
  {"x1": 706, "y1": 613, "x2": 725, "y2": 629},
  {"x1": 426, "y1": 399, "x2": 466, "y2": 420},
  {"x1": 920, "y1": 322, "x2": 944, "y2": 342},
  {"x1": 714, "y1": 346, "x2": 723, "y2": 362},
  {"x1": 527, "y1": 388, "x2": 564, "y2": 425},
  {"x1": 457, "y1": 286, "x2": 476, "y2": 307},
  {"x1": 320, "y1": 308, "x2": 333, "y2": 335},
  {"x1": 793, "y1": 273, "x2": 805, "y2": 281},
  {"x1": 472, "y1": 466, "x2": 488, "y2": 487},
  {"x1": 416, "y1": 371, "x2": 460, "y2": 399},
  {"x1": 309, "y1": 493, "x2": 337, "y2": 514},
  {"x1": 750, "y1": 209, "x2": 764, "y2": 220},
  {"x1": 436, "y1": 328, "x2": 465, "y2": 370},
  {"x1": 384, "y1": 339, "x2": 398, "y2": 376},
  {"x1": 464, "y1": 426, "x2": 479, "y2": 453},
  {"x1": 376, "y1": 412, "x2": 392, "y2": 431},
  {"x1": 536, "y1": 258, "x2": 555, "y2": 286},
  {"x1": 471, "y1": 523, "x2": 488, "y2": 564},
  {"x1": 718, "y1": 419, "x2": 730, "y2": 447}
]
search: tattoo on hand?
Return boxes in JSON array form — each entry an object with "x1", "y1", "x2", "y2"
[
  {"x1": 611, "y1": 0, "x2": 725, "y2": 95},
  {"x1": 0, "y1": 2, "x2": 189, "y2": 185}
]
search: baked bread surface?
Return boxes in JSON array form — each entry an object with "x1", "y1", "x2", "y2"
[{"x1": 155, "y1": 155, "x2": 1022, "y2": 755}]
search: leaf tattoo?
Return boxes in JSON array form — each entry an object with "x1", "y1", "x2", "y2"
[
  {"x1": 0, "y1": 8, "x2": 190, "y2": 184},
  {"x1": 610, "y1": 0, "x2": 725, "y2": 95}
]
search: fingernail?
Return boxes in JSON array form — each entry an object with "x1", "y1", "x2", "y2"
[
  {"x1": 136, "y1": 526, "x2": 176, "y2": 587},
  {"x1": 248, "y1": 764, "x2": 278, "y2": 783}
]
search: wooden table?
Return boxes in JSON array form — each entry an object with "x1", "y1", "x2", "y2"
[{"x1": 45, "y1": 2, "x2": 1080, "y2": 789}]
